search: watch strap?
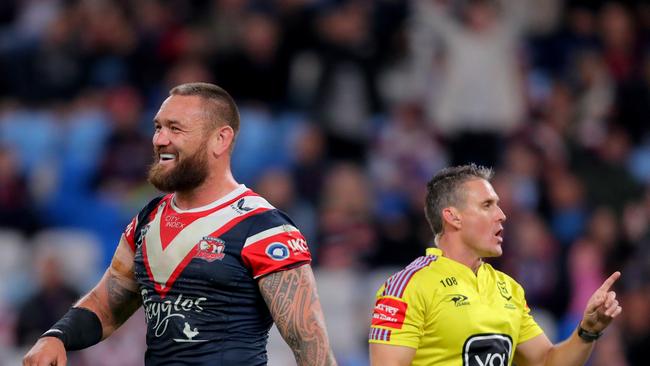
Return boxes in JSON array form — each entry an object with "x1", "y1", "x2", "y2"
[{"x1": 577, "y1": 326, "x2": 602, "y2": 342}]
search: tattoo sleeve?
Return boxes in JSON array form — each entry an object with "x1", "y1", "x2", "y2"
[
  {"x1": 104, "y1": 268, "x2": 141, "y2": 328},
  {"x1": 258, "y1": 264, "x2": 337, "y2": 366},
  {"x1": 77, "y1": 237, "x2": 141, "y2": 338}
]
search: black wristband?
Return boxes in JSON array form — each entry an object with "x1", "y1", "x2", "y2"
[
  {"x1": 577, "y1": 326, "x2": 602, "y2": 343},
  {"x1": 40, "y1": 307, "x2": 103, "y2": 351}
]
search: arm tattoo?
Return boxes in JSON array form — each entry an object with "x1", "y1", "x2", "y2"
[
  {"x1": 106, "y1": 272, "x2": 141, "y2": 327},
  {"x1": 259, "y1": 265, "x2": 337, "y2": 366},
  {"x1": 78, "y1": 238, "x2": 141, "y2": 336}
]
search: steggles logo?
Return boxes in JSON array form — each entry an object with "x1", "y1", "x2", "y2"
[{"x1": 141, "y1": 289, "x2": 206, "y2": 339}]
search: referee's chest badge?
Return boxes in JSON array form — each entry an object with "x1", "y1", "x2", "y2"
[
  {"x1": 497, "y1": 281, "x2": 512, "y2": 301},
  {"x1": 497, "y1": 281, "x2": 517, "y2": 309},
  {"x1": 447, "y1": 293, "x2": 470, "y2": 307}
]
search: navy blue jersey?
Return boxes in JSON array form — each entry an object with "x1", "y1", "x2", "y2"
[{"x1": 123, "y1": 185, "x2": 311, "y2": 365}]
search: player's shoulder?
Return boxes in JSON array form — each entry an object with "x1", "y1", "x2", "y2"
[
  {"x1": 123, "y1": 194, "x2": 169, "y2": 251},
  {"x1": 230, "y1": 190, "x2": 274, "y2": 213},
  {"x1": 240, "y1": 193, "x2": 299, "y2": 236},
  {"x1": 212, "y1": 188, "x2": 292, "y2": 234},
  {"x1": 140, "y1": 194, "x2": 169, "y2": 214}
]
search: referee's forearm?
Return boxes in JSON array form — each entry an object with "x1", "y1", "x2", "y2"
[{"x1": 544, "y1": 330, "x2": 595, "y2": 366}]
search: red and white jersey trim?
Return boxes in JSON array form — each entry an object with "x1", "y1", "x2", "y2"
[
  {"x1": 241, "y1": 223, "x2": 310, "y2": 279},
  {"x1": 169, "y1": 185, "x2": 251, "y2": 213},
  {"x1": 143, "y1": 192, "x2": 274, "y2": 297},
  {"x1": 243, "y1": 224, "x2": 300, "y2": 248}
]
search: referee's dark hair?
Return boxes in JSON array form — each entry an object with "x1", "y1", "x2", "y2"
[
  {"x1": 170, "y1": 82, "x2": 240, "y2": 151},
  {"x1": 424, "y1": 163, "x2": 494, "y2": 236}
]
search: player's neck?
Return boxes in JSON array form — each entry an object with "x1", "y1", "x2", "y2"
[
  {"x1": 173, "y1": 169, "x2": 239, "y2": 210},
  {"x1": 437, "y1": 236, "x2": 483, "y2": 274}
]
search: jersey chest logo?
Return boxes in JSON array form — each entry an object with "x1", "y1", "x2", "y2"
[
  {"x1": 497, "y1": 281, "x2": 512, "y2": 301},
  {"x1": 463, "y1": 334, "x2": 512, "y2": 366},
  {"x1": 142, "y1": 195, "x2": 272, "y2": 297},
  {"x1": 196, "y1": 236, "x2": 226, "y2": 262},
  {"x1": 446, "y1": 293, "x2": 471, "y2": 307}
]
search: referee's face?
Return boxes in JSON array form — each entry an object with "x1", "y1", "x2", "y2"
[{"x1": 457, "y1": 178, "x2": 507, "y2": 258}]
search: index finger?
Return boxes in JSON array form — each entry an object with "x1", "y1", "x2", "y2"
[{"x1": 599, "y1": 271, "x2": 621, "y2": 291}]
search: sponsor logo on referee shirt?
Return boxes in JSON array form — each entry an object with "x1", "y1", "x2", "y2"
[
  {"x1": 371, "y1": 298, "x2": 408, "y2": 329},
  {"x1": 463, "y1": 334, "x2": 512, "y2": 366},
  {"x1": 447, "y1": 293, "x2": 470, "y2": 307}
]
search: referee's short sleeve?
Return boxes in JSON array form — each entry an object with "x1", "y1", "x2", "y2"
[
  {"x1": 369, "y1": 272, "x2": 427, "y2": 349},
  {"x1": 515, "y1": 283, "x2": 544, "y2": 343}
]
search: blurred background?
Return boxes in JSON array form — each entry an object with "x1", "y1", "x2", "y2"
[{"x1": 0, "y1": 0, "x2": 648, "y2": 364}]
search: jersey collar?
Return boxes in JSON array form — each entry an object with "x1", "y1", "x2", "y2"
[
  {"x1": 426, "y1": 247, "x2": 443, "y2": 257},
  {"x1": 426, "y1": 247, "x2": 485, "y2": 275},
  {"x1": 170, "y1": 184, "x2": 249, "y2": 213}
]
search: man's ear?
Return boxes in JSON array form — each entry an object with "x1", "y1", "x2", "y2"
[
  {"x1": 209, "y1": 125, "x2": 235, "y2": 157},
  {"x1": 442, "y1": 207, "x2": 462, "y2": 230}
]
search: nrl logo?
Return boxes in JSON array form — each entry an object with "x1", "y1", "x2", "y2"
[
  {"x1": 196, "y1": 236, "x2": 226, "y2": 262},
  {"x1": 497, "y1": 281, "x2": 512, "y2": 301}
]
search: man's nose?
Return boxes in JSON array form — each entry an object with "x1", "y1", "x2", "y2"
[
  {"x1": 497, "y1": 206, "x2": 507, "y2": 222},
  {"x1": 153, "y1": 129, "x2": 170, "y2": 146}
]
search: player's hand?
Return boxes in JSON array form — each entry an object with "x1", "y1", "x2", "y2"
[
  {"x1": 22, "y1": 337, "x2": 67, "y2": 366},
  {"x1": 580, "y1": 271, "x2": 623, "y2": 333}
]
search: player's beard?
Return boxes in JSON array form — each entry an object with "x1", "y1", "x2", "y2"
[{"x1": 147, "y1": 140, "x2": 209, "y2": 193}]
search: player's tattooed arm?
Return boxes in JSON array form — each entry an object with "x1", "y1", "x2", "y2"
[
  {"x1": 75, "y1": 236, "x2": 142, "y2": 338},
  {"x1": 258, "y1": 264, "x2": 337, "y2": 366}
]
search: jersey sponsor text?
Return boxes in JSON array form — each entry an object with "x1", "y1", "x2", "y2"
[
  {"x1": 141, "y1": 289, "x2": 206, "y2": 338},
  {"x1": 371, "y1": 297, "x2": 408, "y2": 329}
]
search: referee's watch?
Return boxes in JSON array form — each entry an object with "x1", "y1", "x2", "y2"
[{"x1": 577, "y1": 326, "x2": 602, "y2": 342}]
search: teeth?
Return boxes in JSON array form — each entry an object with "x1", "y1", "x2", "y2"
[{"x1": 160, "y1": 153, "x2": 176, "y2": 161}]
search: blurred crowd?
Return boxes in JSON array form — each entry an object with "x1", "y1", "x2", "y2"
[{"x1": 0, "y1": 0, "x2": 649, "y2": 365}]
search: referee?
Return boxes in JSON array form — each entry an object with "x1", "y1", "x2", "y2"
[{"x1": 369, "y1": 164, "x2": 621, "y2": 366}]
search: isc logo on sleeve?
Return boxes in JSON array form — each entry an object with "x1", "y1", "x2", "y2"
[
  {"x1": 265, "y1": 242, "x2": 290, "y2": 261},
  {"x1": 462, "y1": 334, "x2": 512, "y2": 366}
]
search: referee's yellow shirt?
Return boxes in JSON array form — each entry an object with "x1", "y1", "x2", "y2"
[{"x1": 369, "y1": 248, "x2": 543, "y2": 366}]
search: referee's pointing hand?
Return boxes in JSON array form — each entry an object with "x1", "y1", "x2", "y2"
[{"x1": 580, "y1": 271, "x2": 623, "y2": 334}]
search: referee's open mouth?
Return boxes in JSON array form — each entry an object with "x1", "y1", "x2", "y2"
[{"x1": 494, "y1": 228, "x2": 504, "y2": 243}]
